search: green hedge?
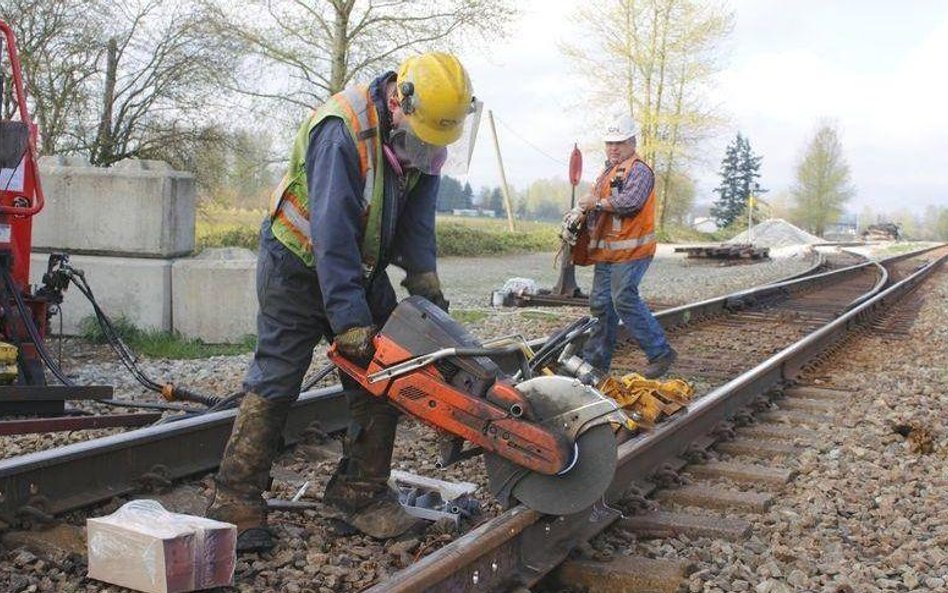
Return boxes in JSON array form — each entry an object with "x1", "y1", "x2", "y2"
[{"x1": 197, "y1": 218, "x2": 560, "y2": 257}]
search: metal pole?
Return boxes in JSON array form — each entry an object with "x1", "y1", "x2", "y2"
[
  {"x1": 487, "y1": 110, "x2": 516, "y2": 232},
  {"x1": 748, "y1": 194, "x2": 753, "y2": 245}
]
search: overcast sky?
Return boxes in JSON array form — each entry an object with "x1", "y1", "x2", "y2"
[{"x1": 455, "y1": 0, "x2": 948, "y2": 215}]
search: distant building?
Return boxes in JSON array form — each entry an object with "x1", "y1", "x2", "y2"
[{"x1": 451, "y1": 208, "x2": 497, "y2": 218}]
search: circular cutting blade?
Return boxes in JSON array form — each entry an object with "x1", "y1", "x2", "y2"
[
  {"x1": 483, "y1": 375, "x2": 620, "y2": 515},
  {"x1": 508, "y1": 424, "x2": 616, "y2": 515}
]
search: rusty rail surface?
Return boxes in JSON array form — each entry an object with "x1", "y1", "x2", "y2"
[
  {"x1": 364, "y1": 248, "x2": 946, "y2": 593},
  {"x1": 0, "y1": 245, "x2": 941, "y2": 528}
]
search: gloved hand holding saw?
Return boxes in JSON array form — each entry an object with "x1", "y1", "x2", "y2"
[
  {"x1": 334, "y1": 325, "x2": 376, "y2": 363},
  {"x1": 402, "y1": 271, "x2": 450, "y2": 313}
]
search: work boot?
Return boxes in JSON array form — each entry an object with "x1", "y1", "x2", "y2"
[
  {"x1": 323, "y1": 466, "x2": 421, "y2": 539},
  {"x1": 643, "y1": 347, "x2": 678, "y2": 379},
  {"x1": 206, "y1": 392, "x2": 291, "y2": 552},
  {"x1": 322, "y1": 390, "x2": 422, "y2": 539}
]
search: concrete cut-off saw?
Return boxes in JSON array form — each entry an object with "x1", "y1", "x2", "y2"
[{"x1": 329, "y1": 296, "x2": 631, "y2": 515}]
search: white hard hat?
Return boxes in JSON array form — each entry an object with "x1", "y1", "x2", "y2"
[{"x1": 603, "y1": 114, "x2": 638, "y2": 142}]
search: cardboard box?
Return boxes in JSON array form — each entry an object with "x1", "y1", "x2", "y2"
[{"x1": 87, "y1": 500, "x2": 236, "y2": 593}]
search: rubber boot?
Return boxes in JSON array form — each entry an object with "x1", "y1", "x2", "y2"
[
  {"x1": 323, "y1": 389, "x2": 422, "y2": 539},
  {"x1": 206, "y1": 392, "x2": 291, "y2": 551}
]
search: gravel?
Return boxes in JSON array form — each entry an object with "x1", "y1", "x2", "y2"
[
  {"x1": 569, "y1": 265, "x2": 948, "y2": 593},
  {"x1": 0, "y1": 245, "x2": 825, "y2": 592}
]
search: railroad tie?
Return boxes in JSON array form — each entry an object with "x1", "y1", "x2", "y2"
[
  {"x1": 687, "y1": 461, "x2": 796, "y2": 486},
  {"x1": 777, "y1": 397, "x2": 841, "y2": 413},
  {"x1": 782, "y1": 386, "x2": 852, "y2": 400},
  {"x1": 653, "y1": 484, "x2": 774, "y2": 513},
  {"x1": 618, "y1": 510, "x2": 751, "y2": 541},
  {"x1": 759, "y1": 409, "x2": 826, "y2": 426},
  {"x1": 552, "y1": 556, "x2": 696, "y2": 593},
  {"x1": 715, "y1": 437, "x2": 802, "y2": 459},
  {"x1": 740, "y1": 424, "x2": 820, "y2": 443}
]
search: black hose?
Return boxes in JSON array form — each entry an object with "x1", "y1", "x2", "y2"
[{"x1": 0, "y1": 267, "x2": 204, "y2": 414}]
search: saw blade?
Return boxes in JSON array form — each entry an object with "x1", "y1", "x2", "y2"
[
  {"x1": 484, "y1": 375, "x2": 620, "y2": 515},
  {"x1": 484, "y1": 423, "x2": 617, "y2": 515},
  {"x1": 512, "y1": 423, "x2": 616, "y2": 515}
]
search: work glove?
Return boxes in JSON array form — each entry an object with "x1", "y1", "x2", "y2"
[
  {"x1": 402, "y1": 271, "x2": 450, "y2": 313},
  {"x1": 577, "y1": 191, "x2": 598, "y2": 211},
  {"x1": 334, "y1": 325, "x2": 376, "y2": 363},
  {"x1": 559, "y1": 207, "x2": 585, "y2": 246}
]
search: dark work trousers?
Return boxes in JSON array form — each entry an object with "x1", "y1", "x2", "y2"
[
  {"x1": 244, "y1": 220, "x2": 400, "y2": 479},
  {"x1": 581, "y1": 257, "x2": 671, "y2": 372}
]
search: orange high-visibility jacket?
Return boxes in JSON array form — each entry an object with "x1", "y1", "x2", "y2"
[{"x1": 572, "y1": 155, "x2": 657, "y2": 265}]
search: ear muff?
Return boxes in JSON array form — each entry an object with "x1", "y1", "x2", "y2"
[{"x1": 399, "y1": 81, "x2": 416, "y2": 114}]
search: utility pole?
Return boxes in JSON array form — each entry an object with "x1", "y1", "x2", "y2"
[{"x1": 487, "y1": 110, "x2": 515, "y2": 232}]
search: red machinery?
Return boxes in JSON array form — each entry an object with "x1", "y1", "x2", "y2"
[
  {"x1": 0, "y1": 19, "x2": 49, "y2": 387},
  {"x1": 0, "y1": 20, "x2": 109, "y2": 415}
]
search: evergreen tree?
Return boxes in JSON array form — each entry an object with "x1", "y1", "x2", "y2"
[
  {"x1": 461, "y1": 182, "x2": 475, "y2": 209},
  {"x1": 437, "y1": 176, "x2": 464, "y2": 212},
  {"x1": 711, "y1": 132, "x2": 764, "y2": 228},
  {"x1": 488, "y1": 188, "x2": 505, "y2": 216}
]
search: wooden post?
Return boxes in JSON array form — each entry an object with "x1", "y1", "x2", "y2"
[{"x1": 487, "y1": 110, "x2": 515, "y2": 232}]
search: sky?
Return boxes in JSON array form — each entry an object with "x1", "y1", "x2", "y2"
[{"x1": 454, "y1": 0, "x2": 948, "y2": 215}]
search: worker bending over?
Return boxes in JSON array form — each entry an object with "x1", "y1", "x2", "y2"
[{"x1": 207, "y1": 53, "x2": 475, "y2": 551}]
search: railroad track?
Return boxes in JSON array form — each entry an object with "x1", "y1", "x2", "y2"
[
  {"x1": 0, "y1": 245, "x2": 943, "y2": 588},
  {"x1": 363, "y1": 244, "x2": 946, "y2": 593}
]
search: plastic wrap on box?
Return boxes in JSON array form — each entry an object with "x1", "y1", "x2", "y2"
[{"x1": 87, "y1": 499, "x2": 236, "y2": 593}]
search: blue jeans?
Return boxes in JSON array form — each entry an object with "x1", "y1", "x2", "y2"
[{"x1": 581, "y1": 258, "x2": 671, "y2": 371}]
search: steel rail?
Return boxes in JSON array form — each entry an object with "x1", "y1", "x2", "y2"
[
  {"x1": 366, "y1": 249, "x2": 946, "y2": 593},
  {"x1": 0, "y1": 248, "x2": 935, "y2": 525},
  {"x1": 0, "y1": 387, "x2": 351, "y2": 523}
]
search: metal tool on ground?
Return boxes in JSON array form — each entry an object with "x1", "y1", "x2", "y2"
[{"x1": 329, "y1": 296, "x2": 631, "y2": 515}]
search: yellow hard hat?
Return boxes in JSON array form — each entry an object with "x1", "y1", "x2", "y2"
[{"x1": 396, "y1": 52, "x2": 473, "y2": 147}]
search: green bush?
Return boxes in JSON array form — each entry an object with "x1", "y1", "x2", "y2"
[
  {"x1": 79, "y1": 316, "x2": 256, "y2": 359},
  {"x1": 436, "y1": 222, "x2": 558, "y2": 256}
]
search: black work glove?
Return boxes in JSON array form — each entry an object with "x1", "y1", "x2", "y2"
[
  {"x1": 402, "y1": 271, "x2": 450, "y2": 313},
  {"x1": 334, "y1": 325, "x2": 376, "y2": 364}
]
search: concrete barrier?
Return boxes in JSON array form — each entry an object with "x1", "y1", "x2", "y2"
[
  {"x1": 33, "y1": 157, "x2": 196, "y2": 257},
  {"x1": 30, "y1": 253, "x2": 172, "y2": 335},
  {"x1": 172, "y1": 248, "x2": 257, "y2": 343}
]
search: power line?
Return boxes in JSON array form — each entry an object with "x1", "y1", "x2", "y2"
[{"x1": 493, "y1": 114, "x2": 567, "y2": 167}]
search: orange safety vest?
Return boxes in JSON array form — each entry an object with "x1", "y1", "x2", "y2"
[{"x1": 572, "y1": 155, "x2": 657, "y2": 265}]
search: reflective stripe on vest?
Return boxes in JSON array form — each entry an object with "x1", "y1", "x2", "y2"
[
  {"x1": 269, "y1": 85, "x2": 385, "y2": 271},
  {"x1": 588, "y1": 231, "x2": 657, "y2": 251}
]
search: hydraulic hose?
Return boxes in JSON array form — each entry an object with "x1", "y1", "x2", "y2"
[{"x1": 0, "y1": 266, "x2": 201, "y2": 414}]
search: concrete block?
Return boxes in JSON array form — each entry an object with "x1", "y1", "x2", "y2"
[
  {"x1": 34, "y1": 156, "x2": 196, "y2": 257},
  {"x1": 31, "y1": 253, "x2": 172, "y2": 335},
  {"x1": 172, "y1": 248, "x2": 257, "y2": 343}
]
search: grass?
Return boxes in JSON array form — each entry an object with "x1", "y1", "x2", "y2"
[
  {"x1": 450, "y1": 309, "x2": 490, "y2": 324},
  {"x1": 519, "y1": 310, "x2": 560, "y2": 321},
  {"x1": 195, "y1": 206, "x2": 561, "y2": 256},
  {"x1": 79, "y1": 316, "x2": 256, "y2": 359}
]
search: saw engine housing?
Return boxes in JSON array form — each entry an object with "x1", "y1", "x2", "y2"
[{"x1": 330, "y1": 297, "x2": 624, "y2": 481}]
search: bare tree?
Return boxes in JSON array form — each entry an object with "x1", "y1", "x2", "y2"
[
  {"x1": 202, "y1": 0, "x2": 516, "y2": 115},
  {"x1": 561, "y1": 0, "x2": 733, "y2": 230},
  {"x1": 790, "y1": 123, "x2": 855, "y2": 237},
  {"x1": 84, "y1": 0, "x2": 239, "y2": 166},
  {"x1": 0, "y1": 0, "x2": 101, "y2": 154}
]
